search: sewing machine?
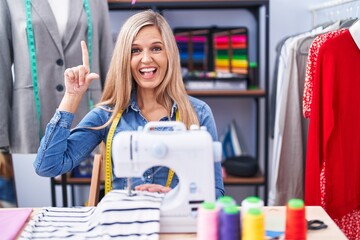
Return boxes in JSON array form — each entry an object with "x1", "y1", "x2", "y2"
[{"x1": 112, "y1": 121, "x2": 221, "y2": 233}]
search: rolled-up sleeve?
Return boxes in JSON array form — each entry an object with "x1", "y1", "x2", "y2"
[
  {"x1": 34, "y1": 109, "x2": 104, "y2": 177},
  {"x1": 34, "y1": 110, "x2": 74, "y2": 176}
]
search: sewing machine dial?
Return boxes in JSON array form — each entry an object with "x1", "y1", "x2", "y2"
[{"x1": 151, "y1": 141, "x2": 168, "y2": 159}]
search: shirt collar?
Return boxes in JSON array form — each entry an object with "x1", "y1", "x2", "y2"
[
  {"x1": 128, "y1": 90, "x2": 139, "y2": 113},
  {"x1": 127, "y1": 90, "x2": 178, "y2": 118},
  {"x1": 170, "y1": 101, "x2": 178, "y2": 118},
  {"x1": 349, "y1": 20, "x2": 360, "y2": 50}
]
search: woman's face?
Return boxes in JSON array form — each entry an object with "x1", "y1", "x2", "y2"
[{"x1": 130, "y1": 25, "x2": 168, "y2": 91}]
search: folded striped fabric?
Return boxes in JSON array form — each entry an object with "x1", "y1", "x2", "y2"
[{"x1": 20, "y1": 190, "x2": 164, "y2": 239}]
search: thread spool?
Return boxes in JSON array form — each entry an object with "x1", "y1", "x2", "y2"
[
  {"x1": 242, "y1": 208, "x2": 265, "y2": 240},
  {"x1": 241, "y1": 196, "x2": 264, "y2": 216},
  {"x1": 197, "y1": 202, "x2": 219, "y2": 240},
  {"x1": 216, "y1": 195, "x2": 236, "y2": 209},
  {"x1": 285, "y1": 199, "x2": 307, "y2": 240},
  {"x1": 219, "y1": 205, "x2": 241, "y2": 240}
]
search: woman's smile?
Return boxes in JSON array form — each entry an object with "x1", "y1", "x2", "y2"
[{"x1": 139, "y1": 67, "x2": 157, "y2": 79}]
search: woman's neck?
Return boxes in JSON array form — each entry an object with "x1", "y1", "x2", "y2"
[{"x1": 137, "y1": 89, "x2": 167, "y2": 121}]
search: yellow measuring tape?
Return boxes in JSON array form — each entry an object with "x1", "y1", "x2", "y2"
[
  {"x1": 104, "y1": 111, "x2": 122, "y2": 194},
  {"x1": 165, "y1": 111, "x2": 179, "y2": 188},
  {"x1": 104, "y1": 110, "x2": 180, "y2": 195}
]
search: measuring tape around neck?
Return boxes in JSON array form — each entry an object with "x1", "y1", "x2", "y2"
[
  {"x1": 24, "y1": 0, "x2": 94, "y2": 137},
  {"x1": 104, "y1": 110, "x2": 180, "y2": 195},
  {"x1": 165, "y1": 111, "x2": 179, "y2": 188},
  {"x1": 25, "y1": 0, "x2": 41, "y2": 139},
  {"x1": 83, "y1": 0, "x2": 93, "y2": 72},
  {"x1": 83, "y1": 0, "x2": 94, "y2": 109}
]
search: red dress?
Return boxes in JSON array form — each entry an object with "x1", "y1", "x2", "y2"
[
  {"x1": 303, "y1": 29, "x2": 346, "y2": 119},
  {"x1": 305, "y1": 29, "x2": 360, "y2": 239}
]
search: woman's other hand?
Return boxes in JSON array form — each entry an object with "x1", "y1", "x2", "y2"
[{"x1": 135, "y1": 184, "x2": 171, "y2": 193}]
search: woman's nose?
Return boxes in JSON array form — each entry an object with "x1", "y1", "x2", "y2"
[{"x1": 141, "y1": 50, "x2": 152, "y2": 63}]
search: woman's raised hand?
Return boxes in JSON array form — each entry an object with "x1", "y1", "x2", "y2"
[
  {"x1": 59, "y1": 41, "x2": 100, "y2": 113},
  {"x1": 64, "y1": 41, "x2": 99, "y2": 95}
]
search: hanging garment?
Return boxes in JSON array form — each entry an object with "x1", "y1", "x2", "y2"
[
  {"x1": 20, "y1": 190, "x2": 164, "y2": 239},
  {"x1": 0, "y1": 0, "x2": 114, "y2": 153},
  {"x1": 268, "y1": 23, "x2": 338, "y2": 206},
  {"x1": 269, "y1": 21, "x2": 344, "y2": 206},
  {"x1": 269, "y1": 36, "x2": 291, "y2": 139},
  {"x1": 305, "y1": 21, "x2": 360, "y2": 239},
  {"x1": 302, "y1": 29, "x2": 347, "y2": 119},
  {"x1": 269, "y1": 21, "x2": 336, "y2": 138}
]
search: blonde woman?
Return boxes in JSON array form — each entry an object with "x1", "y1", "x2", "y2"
[{"x1": 34, "y1": 10, "x2": 224, "y2": 198}]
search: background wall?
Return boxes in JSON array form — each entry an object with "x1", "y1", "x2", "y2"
[{"x1": 13, "y1": 0, "x2": 328, "y2": 207}]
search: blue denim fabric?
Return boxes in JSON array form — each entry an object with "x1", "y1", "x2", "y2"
[
  {"x1": 34, "y1": 93, "x2": 225, "y2": 198},
  {"x1": 0, "y1": 176, "x2": 16, "y2": 203}
]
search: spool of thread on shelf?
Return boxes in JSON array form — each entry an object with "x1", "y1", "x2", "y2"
[
  {"x1": 285, "y1": 198, "x2": 307, "y2": 240},
  {"x1": 241, "y1": 196, "x2": 264, "y2": 217},
  {"x1": 219, "y1": 205, "x2": 241, "y2": 240},
  {"x1": 197, "y1": 202, "x2": 219, "y2": 240},
  {"x1": 242, "y1": 208, "x2": 265, "y2": 240},
  {"x1": 248, "y1": 61, "x2": 258, "y2": 89}
]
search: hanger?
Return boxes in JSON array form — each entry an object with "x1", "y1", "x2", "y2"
[
  {"x1": 339, "y1": 18, "x2": 358, "y2": 28},
  {"x1": 349, "y1": 19, "x2": 360, "y2": 49}
]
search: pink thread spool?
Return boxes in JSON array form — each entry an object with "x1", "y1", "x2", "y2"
[{"x1": 197, "y1": 202, "x2": 219, "y2": 240}]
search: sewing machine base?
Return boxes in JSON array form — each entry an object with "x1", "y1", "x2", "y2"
[{"x1": 160, "y1": 216, "x2": 197, "y2": 233}]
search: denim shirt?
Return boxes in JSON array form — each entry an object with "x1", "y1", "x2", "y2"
[{"x1": 34, "y1": 93, "x2": 225, "y2": 198}]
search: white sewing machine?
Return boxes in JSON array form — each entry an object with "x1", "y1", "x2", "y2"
[{"x1": 112, "y1": 121, "x2": 221, "y2": 233}]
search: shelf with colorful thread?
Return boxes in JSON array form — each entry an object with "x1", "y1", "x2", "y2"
[
  {"x1": 174, "y1": 29, "x2": 209, "y2": 72},
  {"x1": 213, "y1": 28, "x2": 249, "y2": 75}
]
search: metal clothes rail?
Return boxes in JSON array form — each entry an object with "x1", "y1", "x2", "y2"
[{"x1": 309, "y1": 0, "x2": 360, "y2": 26}]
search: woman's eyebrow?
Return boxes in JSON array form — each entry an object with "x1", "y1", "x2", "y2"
[{"x1": 132, "y1": 40, "x2": 164, "y2": 45}]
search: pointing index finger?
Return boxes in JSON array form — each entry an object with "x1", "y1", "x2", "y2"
[{"x1": 81, "y1": 41, "x2": 89, "y2": 68}]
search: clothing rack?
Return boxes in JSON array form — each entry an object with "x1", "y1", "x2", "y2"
[{"x1": 309, "y1": 0, "x2": 360, "y2": 26}]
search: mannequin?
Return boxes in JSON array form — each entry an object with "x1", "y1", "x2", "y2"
[
  {"x1": 0, "y1": 0, "x2": 113, "y2": 153},
  {"x1": 0, "y1": 0, "x2": 114, "y2": 207}
]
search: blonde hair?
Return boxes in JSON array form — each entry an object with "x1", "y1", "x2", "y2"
[{"x1": 97, "y1": 9, "x2": 199, "y2": 128}]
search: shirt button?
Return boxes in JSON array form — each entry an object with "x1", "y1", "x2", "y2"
[
  {"x1": 147, "y1": 175, "x2": 151, "y2": 179},
  {"x1": 56, "y1": 84, "x2": 64, "y2": 92},
  {"x1": 56, "y1": 59, "x2": 64, "y2": 66}
]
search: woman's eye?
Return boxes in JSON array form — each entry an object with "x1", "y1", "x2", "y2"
[
  {"x1": 131, "y1": 48, "x2": 141, "y2": 54},
  {"x1": 152, "y1": 46, "x2": 162, "y2": 52}
]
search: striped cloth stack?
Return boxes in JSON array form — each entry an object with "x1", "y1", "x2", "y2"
[{"x1": 20, "y1": 190, "x2": 165, "y2": 239}]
